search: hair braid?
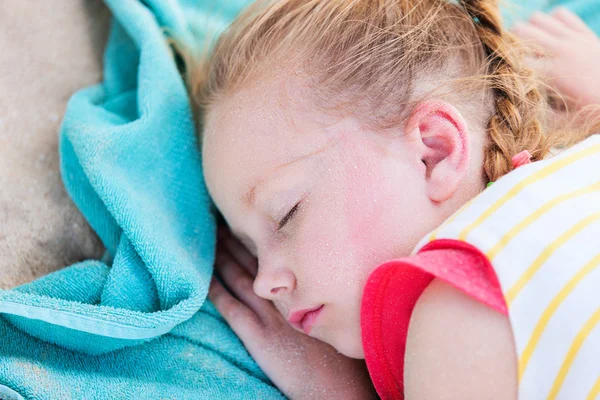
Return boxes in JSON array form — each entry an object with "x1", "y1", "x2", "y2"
[{"x1": 460, "y1": 0, "x2": 552, "y2": 182}]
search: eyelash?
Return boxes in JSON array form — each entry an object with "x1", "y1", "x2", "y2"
[{"x1": 277, "y1": 202, "x2": 300, "y2": 231}]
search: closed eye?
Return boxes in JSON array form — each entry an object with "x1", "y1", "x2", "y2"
[{"x1": 277, "y1": 202, "x2": 300, "y2": 230}]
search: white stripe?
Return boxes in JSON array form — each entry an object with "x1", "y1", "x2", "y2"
[
  {"x1": 492, "y1": 190, "x2": 600, "y2": 290},
  {"x1": 467, "y1": 151, "x2": 600, "y2": 251},
  {"x1": 556, "y1": 321, "x2": 600, "y2": 400},
  {"x1": 509, "y1": 217, "x2": 600, "y2": 359},
  {"x1": 518, "y1": 261, "x2": 600, "y2": 398}
]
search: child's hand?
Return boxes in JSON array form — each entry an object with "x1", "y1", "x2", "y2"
[
  {"x1": 208, "y1": 226, "x2": 378, "y2": 400},
  {"x1": 512, "y1": 8, "x2": 600, "y2": 109}
]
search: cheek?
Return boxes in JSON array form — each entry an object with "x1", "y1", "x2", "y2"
[
  {"x1": 291, "y1": 157, "x2": 400, "y2": 296},
  {"x1": 294, "y1": 196, "x2": 356, "y2": 290},
  {"x1": 344, "y1": 169, "x2": 388, "y2": 248},
  {"x1": 288, "y1": 190, "x2": 368, "y2": 308},
  {"x1": 342, "y1": 158, "x2": 396, "y2": 251},
  {"x1": 341, "y1": 154, "x2": 427, "y2": 262}
]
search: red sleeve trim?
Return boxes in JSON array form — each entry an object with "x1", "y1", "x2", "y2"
[
  {"x1": 360, "y1": 239, "x2": 507, "y2": 400},
  {"x1": 418, "y1": 239, "x2": 507, "y2": 315},
  {"x1": 361, "y1": 260, "x2": 433, "y2": 399}
]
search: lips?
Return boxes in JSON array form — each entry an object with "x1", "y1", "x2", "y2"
[{"x1": 287, "y1": 305, "x2": 324, "y2": 335}]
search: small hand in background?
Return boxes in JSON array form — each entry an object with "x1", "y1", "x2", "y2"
[
  {"x1": 512, "y1": 8, "x2": 600, "y2": 111},
  {"x1": 208, "y1": 225, "x2": 377, "y2": 400}
]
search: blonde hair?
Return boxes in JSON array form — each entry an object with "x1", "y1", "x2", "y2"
[{"x1": 185, "y1": 0, "x2": 596, "y2": 182}]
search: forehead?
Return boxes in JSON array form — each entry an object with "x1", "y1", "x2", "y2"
[
  {"x1": 201, "y1": 74, "x2": 338, "y2": 216},
  {"x1": 205, "y1": 76, "x2": 298, "y2": 156}
]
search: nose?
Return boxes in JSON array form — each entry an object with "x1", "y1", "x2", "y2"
[{"x1": 253, "y1": 266, "x2": 296, "y2": 300}]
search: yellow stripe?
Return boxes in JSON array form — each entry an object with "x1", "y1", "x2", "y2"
[
  {"x1": 458, "y1": 144, "x2": 600, "y2": 241},
  {"x1": 586, "y1": 377, "x2": 600, "y2": 400},
  {"x1": 547, "y1": 307, "x2": 600, "y2": 400},
  {"x1": 428, "y1": 197, "x2": 475, "y2": 241},
  {"x1": 487, "y1": 181, "x2": 600, "y2": 261},
  {"x1": 518, "y1": 252, "x2": 600, "y2": 381},
  {"x1": 506, "y1": 213, "x2": 600, "y2": 306}
]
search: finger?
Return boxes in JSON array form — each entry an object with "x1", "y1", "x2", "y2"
[
  {"x1": 216, "y1": 223, "x2": 230, "y2": 239},
  {"x1": 215, "y1": 250, "x2": 274, "y2": 317},
  {"x1": 528, "y1": 11, "x2": 570, "y2": 37},
  {"x1": 522, "y1": 55, "x2": 553, "y2": 80},
  {"x1": 512, "y1": 22, "x2": 556, "y2": 56},
  {"x1": 551, "y1": 7, "x2": 594, "y2": 35},
  {"x1": 219, "y1": 230, "x2": 259, "y2": 277},
  {"x1": 208, "y1": 276, "x2": 263, "y2": 336}
]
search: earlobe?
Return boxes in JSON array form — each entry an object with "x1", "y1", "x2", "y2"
[{"x1": 405, "y1": 100, "x2": 470, "y2": 203}]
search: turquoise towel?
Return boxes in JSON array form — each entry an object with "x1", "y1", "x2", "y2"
[
  {"x1": 0, "y1": 0, "x2": 598, "y2": 399},
  {"x1": 0, "y1": 0, "x2": 284, "y2": 398},
  {"x1": 501, "y1": 0, "x2": 600, "y2": 29}
]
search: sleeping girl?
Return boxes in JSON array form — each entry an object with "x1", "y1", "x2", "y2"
[{"x1": 188, "y1": 1, "x2": 600, "y2": 398}]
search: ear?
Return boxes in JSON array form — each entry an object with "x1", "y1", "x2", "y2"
[{"x1": 404, "y1": 100, "x2": 471, "y2": 203}]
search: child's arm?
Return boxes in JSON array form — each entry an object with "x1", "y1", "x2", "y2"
[{"x1": 404, "y1": 279, "x2": 518, "y2": 399}]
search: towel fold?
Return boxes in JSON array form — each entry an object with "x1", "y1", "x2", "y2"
[{"x1": 0, "y1": 0, "x2": 284, "y2": 398}]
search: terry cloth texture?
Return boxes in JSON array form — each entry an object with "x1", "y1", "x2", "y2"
[{"x1": 0, "y1": 0, "x2": 284, "y2": 398}]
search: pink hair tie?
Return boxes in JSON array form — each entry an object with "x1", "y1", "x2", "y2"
[{"x1": 512, "y1": 150, "x2": 532, "y2": 169}]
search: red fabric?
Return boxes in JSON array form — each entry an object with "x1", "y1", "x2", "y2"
[{"x1": 360, "y1": 239, "x2": 508, "y2": 400}]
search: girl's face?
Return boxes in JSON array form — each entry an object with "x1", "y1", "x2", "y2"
[{"x1": 202, "y1": 74, "x2": 458, "y2": 358}]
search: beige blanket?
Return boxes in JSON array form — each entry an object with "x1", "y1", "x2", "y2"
[{"x1": 0, "y1": 1, "x2": 111, "y2": 289}]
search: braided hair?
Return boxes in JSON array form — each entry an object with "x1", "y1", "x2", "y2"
[{"x1": 460, "y1": 0, "x2": 557, "y2": 181}]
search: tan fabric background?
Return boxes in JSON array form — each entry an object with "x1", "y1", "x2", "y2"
[{"x1": 0, "y1": 1, "x2": 111, "y2": 289}]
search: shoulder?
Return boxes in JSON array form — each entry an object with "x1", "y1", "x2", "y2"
[{"x1": 404, "y1": 279, "x2": 518, "y2": 400}]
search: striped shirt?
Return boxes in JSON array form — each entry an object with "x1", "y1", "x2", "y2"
[{"x1": 413, "y1": 134, "x2": 600, "y2": 399}]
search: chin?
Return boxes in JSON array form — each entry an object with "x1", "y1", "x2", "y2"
[{"x1": 330, "y1": 335, "x2": 365, "y2": 359}]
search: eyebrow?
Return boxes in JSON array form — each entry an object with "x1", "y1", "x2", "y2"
[
  {"x1": 233, "y1": 180, "x2": 263, "y2": 243},
  {"x1": 243, "y1": 179, "x2": 263, "y2": 208},
  {"x1": 241, "y1": 141, "x2": 322, "y2": 208},
  {"x1": 242, "y1": 155, "x2": 302, "y2": 208}
]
